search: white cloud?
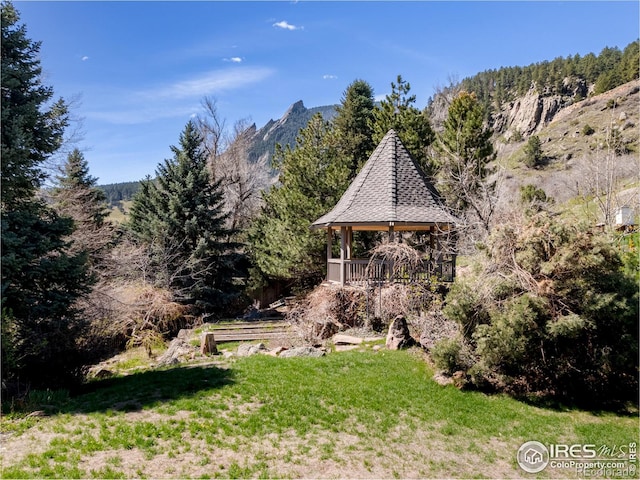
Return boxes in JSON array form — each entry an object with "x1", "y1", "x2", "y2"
[
  {"x1": 86, "y1": 67, "x2": 275, "y2": 125},
  {"x1": 150, "y1": 67, "x2": 274, "y2": 100},
  {"x1": 224, "y1": 57, "x2": 243, "y2": 63},
  {"x1": 81, "y1": 56, "x2": 89, "y2": 61},
  {"x1": 86, "y1": 104, "x2": 198, "y2": 125},
  {"x1": 273, "y1": 20, "x2": 303, "y2": 31},
  {"x1": 323, "y1": 74, "x2": 338, "y2": 80}
]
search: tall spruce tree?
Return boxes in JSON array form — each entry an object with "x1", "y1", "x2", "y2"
[
  {"x1": 333, "y1": 79, "x2": 376, "y2": 179},
  {"x1": 371, "y1": 75, "x2": 435, "y2": 176},
  {"x1": 1, "y1": 2, "x2": 92, "y2": 388},
  {"x1": 333, "y1": 79, "x2": 380, "y2": 255},
  {"x1": 52, "y1": 148, "x2": 114, "y2": 268},
  {"x1": 129, "y1": 121, "x2": 235, "y2": 309},
  {"x1": 435, "y1": 91, "x2": 496, "y2": 234},
  {"x1": 248, "y1": 114, "x2": 350, "y2": 288}
]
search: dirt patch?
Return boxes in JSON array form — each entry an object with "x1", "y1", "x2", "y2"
[
  {"x1": 0, "y1": 409, "x2": 606, "y2": 479},
  {"x1": 0, "y1": 429, "x2": 61, "y2": 466}
]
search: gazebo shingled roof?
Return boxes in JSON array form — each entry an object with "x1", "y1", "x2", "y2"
[{"x1": 311, "y1": 129, "x2": 457, "y2": 230}]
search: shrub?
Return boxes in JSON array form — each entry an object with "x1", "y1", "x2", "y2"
[
  {"x1": 414, "y1": 310, "x2": 460, "y2": 351},
  {"x1": 431, "y1": 337, "x2": 471, "y2": 374},
  {"x1": 473, "y1": 294, "x2": 547, "y2": 375},
  {"x1": 286, "y1": 285, "x2": 368, "y2": 343},
  {"x1": 619, "y1": 233, "x2": 639, "y2": 283},
  {"x1": 581, "y1": 124, "x2": 595, "y2": 136},
  {"x1": 288, "y1": 282, "x2": 441, "y2": 343},
  {"x1": 442, "y1": 281, "x2": 489, "y2": 340},
  {"x1": 467, "y1": 363, "x2": 496, "y2": 392},
  {"x1": 444, "y1": 213, "x2": 639, "y2": 407},
  {"x1": 520, "y1": 184, "x2": 548, "y2": 204},
  {"x1": 519, "y1": 184, "x2": 553, "y2": 214}
]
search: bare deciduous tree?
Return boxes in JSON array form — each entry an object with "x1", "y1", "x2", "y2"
[
  {"x1": 196, "y1": 97, "x2": 271, "y2": 234},
  {"x1": 196, "y1": 96, "x2": 226, "y2": 161},
  {"x1": 215, "y1": 119, "x2": 271, "y2": 233}
]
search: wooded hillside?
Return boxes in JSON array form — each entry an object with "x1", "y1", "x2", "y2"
[{"x1": 432, "y1": 40, "x2": 639, "y2": 124}]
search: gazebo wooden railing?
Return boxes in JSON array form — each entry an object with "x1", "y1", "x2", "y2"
[{"x1": 326, "y1": 254, "x2": 456, "y2": 285}]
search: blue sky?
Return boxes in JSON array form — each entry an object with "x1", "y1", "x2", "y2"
[{"x1": 15, "y1": 1, "x2": 640, "y2": 184}]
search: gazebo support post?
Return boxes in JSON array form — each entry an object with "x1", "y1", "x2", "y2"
[
  {"x1": 336, "y1": 226, "x2": 355, "y2": 285},
  {"x1": 387, "y1": 224, "x2": 396, "y2": 281},
  {"x1": 340, "y1": 226, "x2": 346, "y2": 285}
]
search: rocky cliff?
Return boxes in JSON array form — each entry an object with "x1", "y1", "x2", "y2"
[
  {"x1": 245, "y1": 101, "x2": 337, "y2": 165},
  {"x1": 494, "y1": 90, "x2": 566, "y2": 139}
]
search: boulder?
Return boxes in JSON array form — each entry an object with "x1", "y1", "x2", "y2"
[
  {"x1": 452, "y1": 370, "x2": 469, "y2": 390},
  {"x1": 177, "y1": 328, "x2": 191, "y2": 340},
  {"x1": 237, "y1": 343, "x2": 269, "y2": 357},
  {"x1": 279, "y1": 346, "x2": 325, "y2": 358},
  {"x1": 200, "y1": 332, "x2": 218, "y2": 356},
  {"x1": 267, "y1": 346, "x2": 288, "y2": 357},
  {"x1": 335, "y1": 344, "x2": 359, "y2": 352},
  {"x1": 385, "y1": 315, "x2": 416, "y2": 350},
  {"x1": 433, "y1": 372, "x2": 454, "y2": 386},
  {"x1": 157, "y1": 337, "x2": 194, "y2": 366},
  {"x1": 92, "y1": 368, "x2": 114, "y2": 379}
]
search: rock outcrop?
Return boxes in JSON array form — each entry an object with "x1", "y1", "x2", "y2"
[
  {"x1": 156, "y1": 336, "x2": 195, "y2": 366},
  {"x1": 494, "y1": 89, "x2": 566, "y2": 138}
]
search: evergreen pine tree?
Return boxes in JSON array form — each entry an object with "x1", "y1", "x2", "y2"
[
  {"x1": 620, "y1": 40, "x2": 640, "y2": 83},
  {"x1": 52, "y1": 148, "x2": 114, "y2": 267},
  {"x1": 435, "y1": 91, "x2": 496, "y2": 233},
  {"x1": 371, "y1": 75, "x2": 435, "y2": 176},
  {"x1": 523, "y1": 135, "x2": 543, "y2": 168},
  {"x1": 129, "y1": 121, "x2": 235, "y2": 309},
  {"x1": 1, "y1": 2, "x2": 92, "y2": 388},
  {"x1": 333, "y1": 79, "x2": 376, "y2": 179}
]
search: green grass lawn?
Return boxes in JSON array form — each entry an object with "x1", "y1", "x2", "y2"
[{"x1": 1, "y1": 349, "x2": 636, "y2": 479}]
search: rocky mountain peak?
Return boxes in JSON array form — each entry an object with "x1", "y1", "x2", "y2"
[{"x1": 283, "y1": 100, "x2": 306, "y2": 119}]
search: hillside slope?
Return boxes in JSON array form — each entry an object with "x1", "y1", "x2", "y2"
[{"x1": 493, "y1": 80, "x2": 639, "y2": 219}]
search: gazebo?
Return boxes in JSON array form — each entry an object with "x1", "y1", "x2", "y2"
[{"x1": 310, "y1": 129, "x2": 458, "y2": 286}]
